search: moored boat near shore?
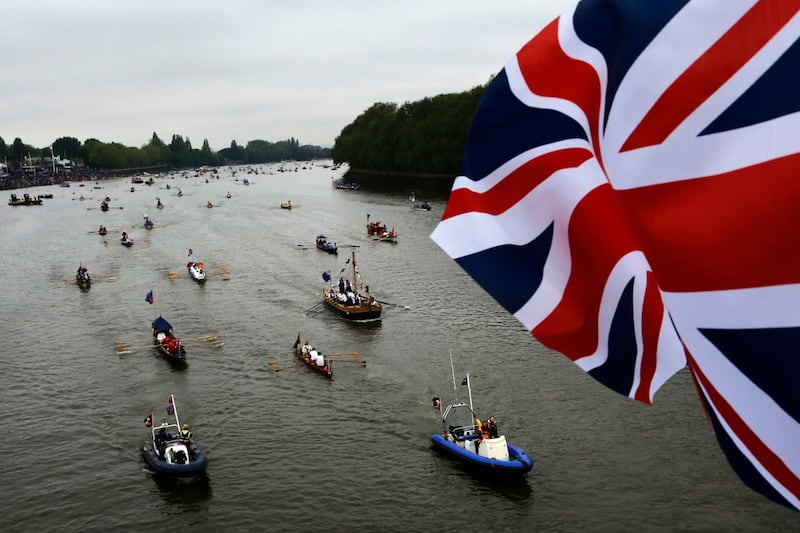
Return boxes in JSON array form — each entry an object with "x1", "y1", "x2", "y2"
[{"x1": 8, "y1": 193, "x2": 43, "y2": 206}]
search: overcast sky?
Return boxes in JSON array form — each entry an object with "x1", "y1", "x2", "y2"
[{"x1": 4, "y1": 0, "x2": 574, "y2": 151}]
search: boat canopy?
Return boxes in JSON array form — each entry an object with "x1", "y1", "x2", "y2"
[{"x1": 152, "y1": 316, "x2": 173, "y2": 331}]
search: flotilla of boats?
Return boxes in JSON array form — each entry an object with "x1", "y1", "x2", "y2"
[
  {"x1": 35, "y1": 163, "x2": 533, "y2": 482},
  {"x1": 8, "y1": 193, "x2": 43, "y2": 206}
]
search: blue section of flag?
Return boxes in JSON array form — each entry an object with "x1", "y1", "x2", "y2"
[
  {"x1": 322, "y1": 271, "x2": 331, "y2": 282},
  {"x1": 144, "y1": 414, "x2": 153, "y2": 427},
  {"x1": 166, "y1": 404, "x2": 174, "y2": 416},
  {"x1": 145, "y1": 290, "x2": 154, "y2": 304}
]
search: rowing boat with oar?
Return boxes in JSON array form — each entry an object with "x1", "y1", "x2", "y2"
[
  {"x1": 292, "y1": 334, "x2": 333, "y2": 378},
  {"x1": 152, "y1": 316, "x2": 187, "y2": 368},
  {"x1": 321, "y1": 251, "x2": 382, "y2": 321}
]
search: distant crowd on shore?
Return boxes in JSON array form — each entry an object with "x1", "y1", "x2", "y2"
[{"x1": 0, "y1": 168, "x2": 147, "y2": 192}]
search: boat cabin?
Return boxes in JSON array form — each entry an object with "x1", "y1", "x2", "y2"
[
  {"x1": 441, "y1": 402, "x2": 509, "y2": 461},
  {"x1": 151, "y1": 422, "x2": 192, "y2": 465}
]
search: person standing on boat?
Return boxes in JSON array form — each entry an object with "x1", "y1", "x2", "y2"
[
  {"x1": 338, "y1": 278, "x2": 345, "y2": 293},
  {"x1": 155, "y1": 428, "x2": 168, "y2": 459},
  {"x1": 487, "y1": 416, "x2": 498, "y2": 439},
  {"x1": 473, "y1": 419, "x2": 484, "y2": 453}
]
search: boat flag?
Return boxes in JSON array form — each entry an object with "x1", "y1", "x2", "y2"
[
  {"x1": 461, "y1": 376, "x2": 468, "y2": 387},
  {"x1": 187, "y1": 248, "x2": 193, "y2": 257},
  {"x1": 432, "y1": 397, "x2": 441, "y2": 411},
  {"x1": 292, "y1": 333, "x2": 301, "y2": 350},
  {"x1": 430, "y1": 0, "x2": 800, "y2": 510},
  {"x1": 144, "y1": 413, "x2": 153, "y2": 427},
  {"x1": 166, "y1": 395, "x2": 174, "y2": 415},
  {"x1": 145, "y1": 290, "x2": 154, "y2": 305},
  {"x1": 322, "y1": 271, "x2": 331, "y2": 283}
]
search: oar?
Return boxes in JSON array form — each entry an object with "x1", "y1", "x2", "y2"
[
  {"x1": 324, "y1": 352, "x2": 359, "y2": 357},
  {"x1": 182, "y1": 340, "x2": 224, "y2": 347},
  {"x1": 338, "y1": 244, "x2": 361, "y2": 248},
  {"x1": 274, "y1": 362, "x2": 302, "y2": 372},
  {"x1": 376, "y1": 300, "x2": 410, "y2": 310},
  {"x1": 266, "y1": 357, "x2": 294, "y2": 365},
  {"x1": 302, "y1": 302, "x2": 325, "y2": 316},
  {"x1": 115, "y1": 345, "x2": 158, "y2": 354},
  {"x1": 327, "y1": 359, "x2": 367, "y2": 365},
  {"x1": 114, "y1": 335, "x2": 218, "y2": 346}
]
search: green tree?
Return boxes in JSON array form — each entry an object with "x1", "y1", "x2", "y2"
[{"x1": 52, "y1": 136, "x2": 81, "y2": 160}]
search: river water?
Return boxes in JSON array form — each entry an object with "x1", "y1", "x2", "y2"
[{"x1": 0, "y1": 162, "x2": 795, "y2": 532}]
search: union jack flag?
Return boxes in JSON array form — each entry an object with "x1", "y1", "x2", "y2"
[{"x1": 431, "y1": 0, "x2": 800, "y2": 510}]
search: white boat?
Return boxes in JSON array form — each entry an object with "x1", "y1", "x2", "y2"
[{"x1": 187, "y1": 261, "x2": 207, "y2": 283}]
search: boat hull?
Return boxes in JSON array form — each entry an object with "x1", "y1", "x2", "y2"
[
  {"x1": 295, "y1": 347, "x2": 333, "y2": 378},
  {"x1": 322, "y1": 290, "x2": 382, "y2": 321},
  {"x1": 156, "y1": 344, "x2": 187, "y2": 368},
  {"x1": 142, "y1": 447, "x2": 208, "y2": 476},
  {"x1": 430, "y1": 435, "x2": 533, "y2": 474}
]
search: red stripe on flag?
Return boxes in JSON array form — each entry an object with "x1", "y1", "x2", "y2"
[
  {"x1": 441, "y1": 148, "x2": 591, "y2": 220},
  {"x1": 621, "y1": 1, "x2": 799, "y2": 151},
  {"x1": 633, "y1": 271, "x2": 663, "y2": 405},
  {"x1": 687, "y1": 351, "x2": 800, "y2": 503},
  {"x1": 516, "y1": 19, "x2": 605, "y2": 171},
  {"x1": 620, "y1": 153, "x2": 800, "y2": 292},
  {"x1": 534, "y1": 184, "x2": 641, "y2": 358}
]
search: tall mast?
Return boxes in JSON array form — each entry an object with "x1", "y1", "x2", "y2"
[{"x1": 351, "y1": 250, "x2": 357, "y2": 289}]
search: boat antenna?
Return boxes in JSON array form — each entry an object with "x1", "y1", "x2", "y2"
[
  {"x1": 465, "y1": 373, "x2": 474, "y2": 413},
  {"x1": 448, "y1": 349, "x2": 458, "y2": 400},
  {"x1": 169, "y1": 394, "x2": 182, "y2": 428}
]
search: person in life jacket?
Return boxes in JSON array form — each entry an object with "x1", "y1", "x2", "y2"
[
  {"x1": 180, "y1": 423, "x2": 192, "y2": 440},
  {"x1": 473, "y1": 419, "x2": 484, "y2": 453}
]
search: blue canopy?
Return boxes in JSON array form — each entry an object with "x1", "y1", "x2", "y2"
[{"x1": 152, "y1": 316, "x2": 173, "y2": 331}]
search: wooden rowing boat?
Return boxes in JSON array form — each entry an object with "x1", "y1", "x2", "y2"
[
  {"x1": 292, "y1": 334, "x2": 333, "y2": 378},
  {"x1": 321, "y1": 250, "x2": 382, "y2": 321}
]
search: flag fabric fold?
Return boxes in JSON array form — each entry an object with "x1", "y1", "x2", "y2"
[
  {"x1": 431, "y1": 0, "x2": 800, "y2": 510},
  {"x1": 145, "y1": 290, "x2": 154, "y2": 305}
]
